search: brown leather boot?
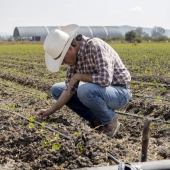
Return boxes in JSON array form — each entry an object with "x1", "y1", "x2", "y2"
[
  {"x1": 98, "y1": 116, "x2": 120, "y2": 137},
  {"x1": 91, "y1": 116, "x2": 102, "y2": 128}
]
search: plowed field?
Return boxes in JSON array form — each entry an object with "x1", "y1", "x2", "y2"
[{"x1": 0, "y1": 42, "x2": 170, "y2": 170}]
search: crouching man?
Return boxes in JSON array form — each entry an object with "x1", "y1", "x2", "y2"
[{"x1": 36, "y1": 24, "x2": 131, "y2": 137}]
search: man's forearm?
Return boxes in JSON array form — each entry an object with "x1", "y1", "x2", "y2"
[
  {"x1": 48, "y1": 90, "x2": 73, "y2": 114},
  {"x1": 74, "y1": 73, "x2": 92, "y2": 82},
  {"x1": 49, "y1": 73, "x2": 92, "y2": 115}
]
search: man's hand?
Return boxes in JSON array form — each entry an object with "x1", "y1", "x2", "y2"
[{"x1": 36, "y1": 109, "x2": 52, "y2": 119}]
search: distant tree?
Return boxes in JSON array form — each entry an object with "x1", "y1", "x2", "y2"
[
  {"x1": 125, "y1": 31, "x2": 137, "y2": 42},
  {"x1": 142, "y1": 32, "x2": 149, "y2": 37},
  {"x1": 142, "y1": 35, "x2": 151, "y2": 41},
  {"x1": 153, "y1": 35, "x2": 169, "y2": 42},
  {"x1": 134, "y1": 27, "x2": 150, "y2": 37},
  {"x1": 134, "y1": 27, "x2": 143, "y2": 36},
  {"x1": 151, "y1": 26, "x2": 165, "y2": 37},
  {"x1": 8, "y1": 37, "x2": 12, "y2": 42}
]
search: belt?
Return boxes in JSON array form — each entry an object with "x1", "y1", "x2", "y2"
[{"x1": 113, "y1": 84, "x2": 129, "y2": 88}]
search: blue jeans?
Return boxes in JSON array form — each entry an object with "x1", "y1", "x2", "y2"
[{"x1": 51, "y1": 82, "x2": 131, "y2": 125}]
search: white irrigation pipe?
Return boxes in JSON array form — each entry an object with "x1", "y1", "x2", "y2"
[
  {"x1": 131, "y1": 81, "x2": 170, "y2": 88},
  {"x1": 108, "y1": 153, "x2": 121, "y2": 164},
  {"x1": 1, "y1": 98, "x2": 170, "y2": 125},
  {"x1": 1, "y1": 107, "x2": 170, "y2": 169},
  {"x1": 79, "y1": 159, "x2": 170, "y2": 170},
  {"x1": 132, "y1": 74, "x2": 170, "y2": 80},
  {"x1": 133, "y1": 94, "x2": 170, "y2": 102},
  {"x1": 1, "y1": 81, "x2": 170, "y2": 103},
  {"x1": 0, "y1": 108, "x2": 72, "y2": 140},
  {"x1": 116, "y1": 111, "x2": 170, "y2": 124},
  {"x1": 0, "y1": 81, "x2": 42, "y2": 97}
]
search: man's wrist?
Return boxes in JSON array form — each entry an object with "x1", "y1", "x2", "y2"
[{"x1": 73, "y1": 73, "x2": 81, "y2": 81}]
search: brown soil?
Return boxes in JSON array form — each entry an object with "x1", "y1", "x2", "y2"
[{"x1": 0, "y1": 75, "x2": 170, "y2": 170}]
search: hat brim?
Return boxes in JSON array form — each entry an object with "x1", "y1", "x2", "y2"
[{"x1": 45, "y1": 24, "x2": 79, "y2": 72}]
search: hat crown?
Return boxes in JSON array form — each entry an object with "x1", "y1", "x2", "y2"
[
  {"x1": 44, "y1": 29, "x2": 70, "y2": 59},
  {"x1": 44, "y1": 24, "x2": 79, "y2": 72}
]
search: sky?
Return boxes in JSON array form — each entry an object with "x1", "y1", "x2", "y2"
[{"x1": 0, "y1": 0, "x2": 170, "y2": 34}]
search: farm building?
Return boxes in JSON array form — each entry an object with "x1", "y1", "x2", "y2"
[{"x1": 13, "y1": 26, "x2": 122, "y2": 41}]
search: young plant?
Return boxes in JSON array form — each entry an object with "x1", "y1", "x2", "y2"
[
  {"x1": 156, "y1": 95, "x2": 162, "y2": 103},
  {"x1": 139, "y1": 83, "x2": 144, "y2": 87},
  {"x1": 41, "y1": 122, "x2": 45, "y2": 128},
  {"x1": 52, "y1": 143, "x2": 61, "y2": 150},
  {"x1": 74, "y1": 131, "x2": 80, "y2": 137},
  {"x1": 163, "y1": 124, "x2": 169, "y2": 129},
  {"x1": 150, "y1": 122, "x2": 155, "y2": 129},
  {"x1": 39, "y1": 129, "x2": 44, "y2": 135},
  {"x1": 41, "y1": 140, "x2": 49, "y2": 147},
  {"x1": 40, "y1": 93, "x2": 46, "y2": 100},
  {"x1": 27, "y1": 123, "x2": 37, "y2": 129},
  {"x1": 52, "y1": 122, "x2": 57, "y2": 126},
  {"x1": 78, "y1": 144, "x2": 84, "y2": 152},
  {"x1": 55, "y1": 133, "x2": 60, "y2": 140},
  {"x1": 52, "y1": 133, "x2": 61, "y2": 150},
  {"x1": 9, "y1": 104, "x2": 15, "y2": 111},
  {"x1": 41, "y1": 137, "x2": 51, "y2": 147},
  {"x1": 153, "y1": 79, "x2": 158, "y2": 88},
  {"x1": 28, "y1": 116, "x2": 36, "y2": 123},
  {"x1": 39, "y1": 122, "x2": 45, "y2": 135},
  {"x1": 123, "y1": 116, "x2": 127, "y2": 121},
  {"x1": 161, "y1": 87, "x2": 166, "y2": 92}
]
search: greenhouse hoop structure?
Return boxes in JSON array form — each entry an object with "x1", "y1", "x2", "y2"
[{"x1": 13, "y1": 26, "x2": 122, "y2": 41}]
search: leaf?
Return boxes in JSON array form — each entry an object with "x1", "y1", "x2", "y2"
[
  {"x1": 52, "y1": 143, "x2": 61, "y2": 150},
  {"x1": 41, "y1": 122, "x2": 45, "y2": 128},
  {"x1": 28, "y1": 116, "x2": 36, "y2": 123},
  {"x1": 41, "y1": 140, "x2": 49, "y2": 147},
  {"x1": 74, "y1": 132, "x2": 80, "y2": 137},
  {"x1": 39, "y1": 129, "x2": 44, "y2": 135},
  {"x1": 55, "y1": 133, "x2": 60, "y2": 140}
]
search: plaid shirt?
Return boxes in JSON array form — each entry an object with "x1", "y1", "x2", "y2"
[{"x1": 65, "y1": 34, "x2": 131, "y2": 93}]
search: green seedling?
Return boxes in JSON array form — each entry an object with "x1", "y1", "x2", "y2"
[
  {"x1": 74, "y1": 132, "x2": 80, "y2": 137},
  {"x1": 52, "y1": 122, "x2": 57, "y2": 126},
  {"x1": 161, "y1": 87, "x2": 166, "y2": 91},
  {"x1": 41, "y1": 137, "x2": 51, "y2": 148},
  {"x1": 156, "y1": 95, "x2": 162, "y2": 103},
  {"x1": 123, "y1": 116, "x2": 127, "y2": 121},
  {"x1": 27, "y1": 123, "x2": 37, "y2": 129},
  {"x1": 40, "y1": 93, "x2": 46, "y2": 100},
  {"x1": 39, "y1": 129, "x2": 44, "y2": 135},
  {"x1": 78, "y1": 144, "x2": 84, "y2": 152},
  {"x1": 48, "y1": 117, "x2": 53, "y2": 122},
  {"x1": 46, "y1": 137, "x2": 51, "y2": 142},
  {"x1": 150, "y1": 122, "x2": 155, "y2": 128},
  {"x1": 41, "y1": 122, "x2": 45, "y2": 128},
  {"x1": 19, "y1": 121, "x2": 25, "y2": 125},
  {"x1": 41, "y1": 140, "x2": 49, "y2": 147},
  {"x1": 28, "y1": 116, "x2": 36, "y2": 123},
  {"x1": 135, "y1": 93, "x2": 141, "y2": 97},
  {"x1": 153, "y1": 79, "x2": 158, "y2": 88},
  {"x1": 139, "y1": 113, "x2": 144, "y2": 117},
  {"x1": 52, "y1": 143, "x2": 61, "y2": 150},
  {"x1": 9, "y1": 104, "x2": 15, "y2": 111},
  {"x1": 163, "y1": 124, "x2": 169, "y2": 129},
  {"x1": 139, "y1": 83, "x2": 144, "y2": 87},
  {"x1": 35, "y1": 65, "x2": 38, "y2": 71},
  {"x1": 55, "y1": 133, "x2": 60, "y2": 140}
]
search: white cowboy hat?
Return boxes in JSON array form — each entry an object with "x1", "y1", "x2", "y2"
[{"x1": 43, "y1": 24, "x2": 79, "y2": 72}]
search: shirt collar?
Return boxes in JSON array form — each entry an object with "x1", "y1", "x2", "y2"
[{"x1": 76, "y1": 34, "x2": 89, "y2": 57}]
